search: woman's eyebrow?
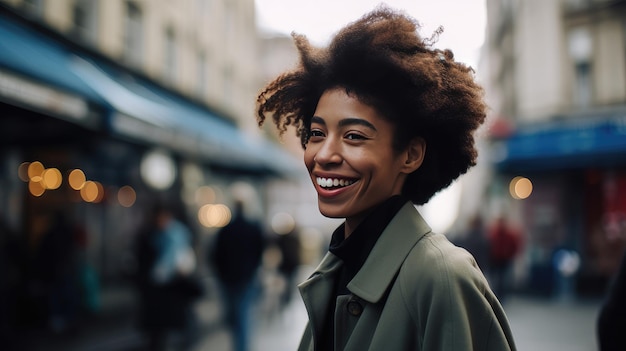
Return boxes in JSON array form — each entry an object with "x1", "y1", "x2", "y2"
[
  {"x1": 339, "y1": 117, "x2": 377, "y2": 131},
  {"x1": 311, "y1": 116, "x2": 326, "y2": 125},
  {"x1": 311, "y1": 116, "x2": 377, "y2": 131}
]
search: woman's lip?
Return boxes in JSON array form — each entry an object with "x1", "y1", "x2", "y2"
[{"x1": 316, "y1": 184, "x2": 351, "y2": 197}]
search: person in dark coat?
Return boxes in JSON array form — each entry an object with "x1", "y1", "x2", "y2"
[
  {"x1": 597, "y1": 251, "x2": 626, "y2": 351},
  {"x1": 210, "y1": 199, "x2": 266, "y2": 351},
  {"x1": 276, "y1": 226, "x2": 302, "y2": 309},
  {"x1": 135, "y1": 204, "x2": 199, "y2": 351}
]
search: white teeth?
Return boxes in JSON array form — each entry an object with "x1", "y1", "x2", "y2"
[{"x1": 316, "y1": 177, "x2": 355, "y2": 188}]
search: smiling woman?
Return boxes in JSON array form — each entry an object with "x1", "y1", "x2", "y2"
[{"x1": 256, "y1": 5, "x2": 516, "y2": 351}]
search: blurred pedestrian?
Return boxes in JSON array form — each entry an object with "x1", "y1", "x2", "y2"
[
  {"x1": 488, "y1": 215, "x2": 522, "y2": 301},
  {"x1": 210, "y1": 199, "x2": 266, "y2": 351},
  {"x1": 255, "y1": 5, "x2": 516, "y2": 350},
  {"x1": 0, "y1": 219, "x2": 20, "y2": 350},
  {"x1": 276, "y1": 226, "x2": 302, "y2": 309},
  {"x1": 135, "y1": 203, "x2": 201, "y2": 351},
  {"x1": 597, "y1": 250, "x2": 626, "y2": 351},
  {"x1": 34, "y1": 211, "x2": 80, "y2": 333},
  {"x1": 457, "y1": 214, "x2": 490, "y2": 271}
]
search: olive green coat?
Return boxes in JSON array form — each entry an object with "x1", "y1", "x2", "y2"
[{"x1": 297, "y1": 202, "x2": 516, "y2": 351}]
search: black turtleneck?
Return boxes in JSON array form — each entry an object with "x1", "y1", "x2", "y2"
[{"x1": 318, "y1": 195, "x2": 409, "y2": 350}]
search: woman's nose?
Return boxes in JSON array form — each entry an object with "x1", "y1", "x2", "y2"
[{"x1": 314, "y1": 139, "x2": 342, "y2": 165}]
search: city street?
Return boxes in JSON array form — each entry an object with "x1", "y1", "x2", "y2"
[
  {"x1": 196, "y1": 293, "x2": 602, "y2": 351},
  {"x1": 187, "y1": 267, "x2": 604, "y2": 351},
  {"x1": 17, "y1": 270, "x2": 603, "y2": 351}
]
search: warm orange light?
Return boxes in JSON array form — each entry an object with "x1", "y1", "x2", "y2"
[
  {"x1": 27, "y1": 161, "x2": 45, "y2": 180},
  {"x1": 509, "y1": 176, "x2": 533, "y2": 200},
  {"x1": 42, "y1": 168, "x2": 62, "y2": 189},
  {"x1": 118, "y1": 185, "x2": 136, "y2": 207},
  {"x1": 93, "y1": 181, "x2": 105, "y2": 203},
  {"x1": 18, "y1": 162, "x2": 30, "y2": 182},
  {"x1": 208, "y1": 204, "x2": 231, "y2": 228},
  {"x1": 198, "y1": 204, "x2": 231, "y2": 228},
  {"x1": 28, "y1": 180, "x2": 45, "y2": 197},
  {"x1": 80, "y1": 181, "x2": 99, "y2": 202},
  {"x1": 68, "y1": 169, "x2": 86, "y2": 190}
]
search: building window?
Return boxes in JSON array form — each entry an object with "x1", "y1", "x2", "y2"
[
  {"x1": 574, "y1": 62, "x2": 592, "y2": 108},
  {"x1": 564, "y1": 0, "x2": 592, "y2": 11},
  {"x1": 123, "y1": 1, "x2": 144, "y2": 68},
  {"x1": 22, "y1": 0, "x2": 44, "y2": 18},
  {"x1": 222, "y1": 65, "x2": 233, "y2": 108},
  {"x1": 196, "y1": 51, "x2": 208, "y2": 99},
  {"x1": 72, "y1": 0, "x2": 98, "y2": 44},
  {"x1": 164, "y1": 27, "x2": 177, "y2": 84},
  {"x1": 568, "y1": 28, "x2": 593, "y2": 108}
]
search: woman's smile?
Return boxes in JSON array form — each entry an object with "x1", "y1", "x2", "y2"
[{"x1": 315, "y1": 176, "x2": 357, "y2": 190}]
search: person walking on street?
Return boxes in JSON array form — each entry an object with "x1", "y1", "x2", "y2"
[
  {"x1": 488, "y1": 215, "x2": 522, "y2": 301},
  {"x1": 135, "y1": 204, "x2": 200, "y2": 351},
  {"x1": 210, "y1": 199, "x2": 266, "y2": 351}
]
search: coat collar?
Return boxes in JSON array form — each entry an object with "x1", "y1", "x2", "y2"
[{"x1": 347, "y1": 202, "x2": 431, "y2": 303}]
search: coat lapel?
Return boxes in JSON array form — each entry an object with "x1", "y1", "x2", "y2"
[
  {"x1": 347, "y1": 202, "x2": 432, "y2": 303},
  {"x1": 298, "y1": 252, "x2": 343, "y2": 347}
]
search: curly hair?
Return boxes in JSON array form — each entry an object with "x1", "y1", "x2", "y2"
[{"x1": 256, "y1": 5, "x2": 486, "y2": 205}]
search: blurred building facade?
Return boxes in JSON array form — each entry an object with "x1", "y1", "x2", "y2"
[
  {"x1": 482, "y1": 0, "x2": 626, "y2": 297},
  {"x1": 0, "y1": 0, "x2": 309, "y2": 337}
]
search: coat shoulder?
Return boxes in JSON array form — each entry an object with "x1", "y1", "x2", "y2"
[{"x1": 398, "y1": 231, "x2": 489, "y2": 297}]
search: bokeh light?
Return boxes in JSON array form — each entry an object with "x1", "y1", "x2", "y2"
[
  {"x1": 18, "y1": 162, "x2": 30, "y2": 181},
  {"x1": 28, "y1": 161, "x2": 44, "y2": 182},
  {"x1": 68, "y1": 169, "x2": 87, "y2": 190},
  {"x1": 140, "y1": 149, "x2": 177, "y2": 190},
  {"x1": 117, "y1": 185, "x2": 136, "y2": 207},
  {"x1": 42, "y1": 168, "x2": 62, "y2": 189},
  {"x1": 271, "y1": 212, "x2": 296, "y2": 235},
  {"x1": 509, "y1": 176, "x2": 533, "y2": 200},
  {"x1": 198, "y1": 204, "x2": 231, "y2": 228},
  {"x1": 80, "y1": 180, "x2": 104, "y2": 203},
  {"x1": 195, "y1": 185, "x2": 216, "y2": 205},
  {"x1": 28, "y1": 179, "x2": 45, "y2": 197}
]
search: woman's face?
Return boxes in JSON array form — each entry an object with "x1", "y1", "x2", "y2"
[{"x1": 304, "y1": 87, "x2": 416, "y2": 234}]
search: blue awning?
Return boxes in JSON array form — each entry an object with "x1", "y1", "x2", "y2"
[
  {"x1": 0, "y1": 11, "x2": 104, "y2": 128},
  {"x1": 0, "y1": 10, "x2": 300, "y2": 177},
  {"x1": 70, "y1": 57, "x2": 300, "y2": 176},
  {"x1": 494, "y1": 113, "x2": 626, "y2": 172}
]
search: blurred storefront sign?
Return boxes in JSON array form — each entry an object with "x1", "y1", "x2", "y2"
[
  {"x1": 494, "y1": 112, "x2": 626, "y2": 172},
  {"x1": 0, "y1": 69, "x2": 90, "y2": 123}
]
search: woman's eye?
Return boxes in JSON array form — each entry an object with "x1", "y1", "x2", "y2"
[
  {"x1": 346, "y1": 133, "x2": 366, "y2": 140},
  {"x1": 309, "y1": 130, "x2": 325, "y2": 138}
]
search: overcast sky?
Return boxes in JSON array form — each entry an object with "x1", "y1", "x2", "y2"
[{"x1": 255, "y1": 0, "x2": 487, "y2": 69}]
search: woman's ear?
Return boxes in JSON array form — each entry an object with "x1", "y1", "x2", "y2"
[{"x1": 401, "y1": 137, "x2": 426, "y2": 174}]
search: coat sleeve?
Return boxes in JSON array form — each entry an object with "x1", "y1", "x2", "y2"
[{"x1": 401, "y1": 233, "x2": 516, "y2": 351}]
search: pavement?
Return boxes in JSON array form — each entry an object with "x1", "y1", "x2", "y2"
[{"x1": 12, "y1": 269, "x2": 604, "y2": 351}]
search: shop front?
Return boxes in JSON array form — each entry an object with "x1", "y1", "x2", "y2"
[
  {"x1": 0, "y1": 7, "x2": 298, "y2": 330},
  {"x1": 492, "y1": 111, "x2": 626, "y2": 297}
]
